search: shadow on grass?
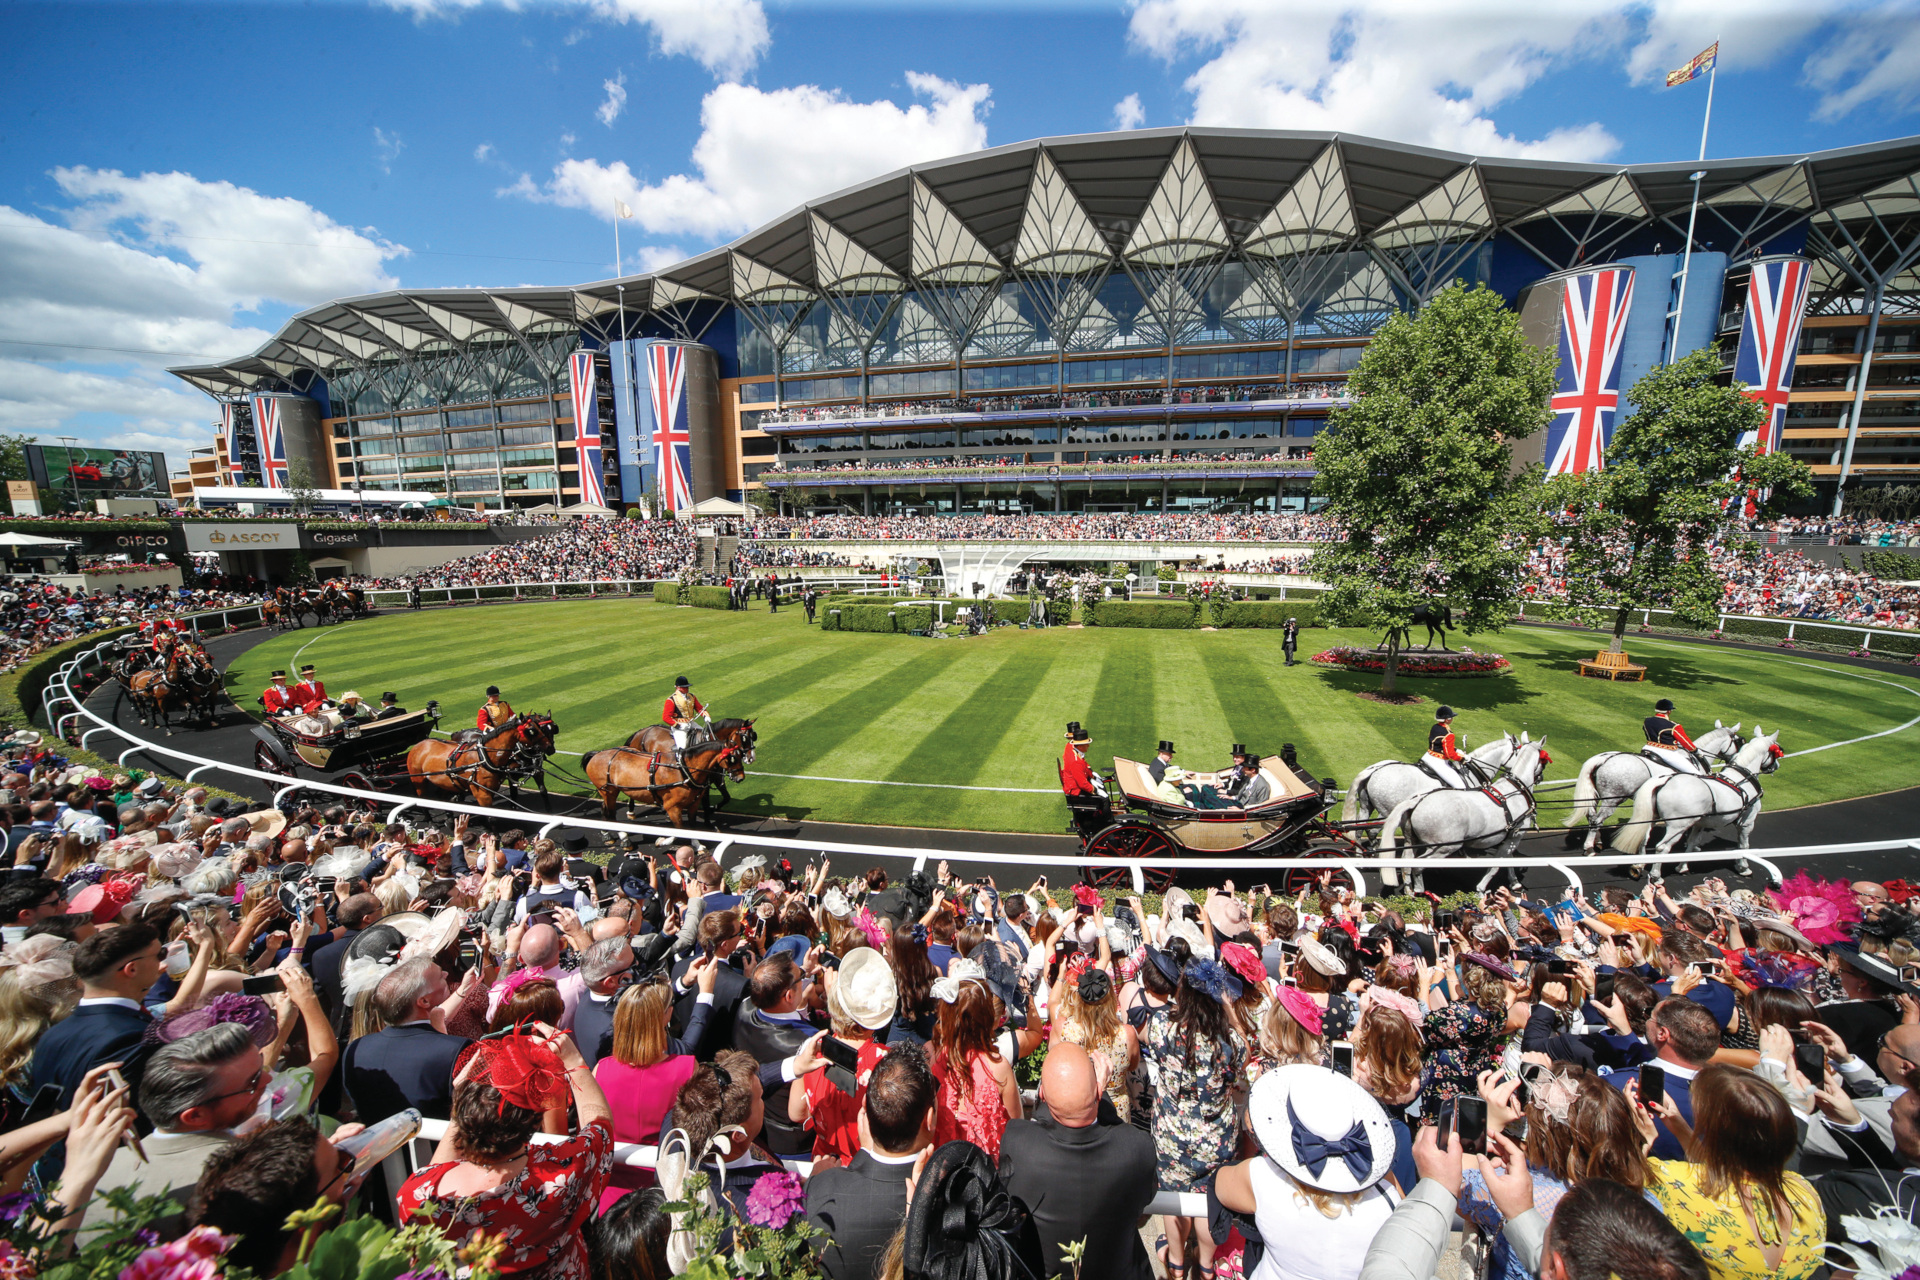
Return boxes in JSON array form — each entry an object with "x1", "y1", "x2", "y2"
[
  {"x1": 1313, "y1": 667, "x2": 1545, "y2": 711},
  {"x1": 720, "y1": 790, "x2": 816, "y2": 824},
  {"x1": 1631, "y1": 655, "x2": 1744, "y2": 690}
]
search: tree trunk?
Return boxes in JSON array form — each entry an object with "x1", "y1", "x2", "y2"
[
  {"x1": 1383, "y1": 632, "x2": 1400, "y2": 694},
  {"x1": 1609, "y1": 607, "x2": 1631, "y2": 653}
]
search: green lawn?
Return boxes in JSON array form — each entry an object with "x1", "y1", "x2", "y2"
[{"x1": 225, "y1": 602, "x2": 1920, "y2": 833}]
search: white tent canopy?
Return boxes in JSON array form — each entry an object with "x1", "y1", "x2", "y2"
[
  {"x1": 679, "y1": 496, "x2": 753, "y2": 519},
  {"x1": 558, "y1": 501, "x2": 616, "y2": 520},
  {"x1": 0, "y1": 532, "x2": 79, "y2": 547}
]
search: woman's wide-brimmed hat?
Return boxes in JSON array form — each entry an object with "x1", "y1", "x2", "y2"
[
  {"x1": 1248, "y1": 1064, "x2": 1394, "y2": 1195},
  {"x1": 827, "y1": 946, "x2": 897, "y2": 1031}
]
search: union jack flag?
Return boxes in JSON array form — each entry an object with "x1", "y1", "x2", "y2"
[
  {"x1": 222, "y1": 402, "x2": 247, "y2": 481},
  {"x1": 249, "y1": 394, "x2": 287, "y2": 489},
  {"x1": 1545, "y1": 267, "x2": 1635, "y2": 476},
  {"x1": 1732, "y1": 258, "x2": 1810, "y2": 457},
  {"x1": 649, "y1": 344, "x2": 692, "y2": 512},
  {"x1": 568, "y1": 350, "x2": 606, "y2": 508}
]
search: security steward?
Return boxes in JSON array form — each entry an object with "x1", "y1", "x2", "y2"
[
  {"x1": 664, "y1": 676, "x2": 706, "y2": 751},
  {"x1": 1423, "y1": 706, "x2": 1471, "y2": 788},
  {"x1": 1644, "y1": 698, "x2": 1706, "y2": 775},
  {"x1": 802, "y1": 586, "x2": 819, "y2": 624}
]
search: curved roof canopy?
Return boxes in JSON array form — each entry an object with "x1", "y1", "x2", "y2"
[{"x1": 170, "y1": 126, "x2": 1920, "y2": 396}]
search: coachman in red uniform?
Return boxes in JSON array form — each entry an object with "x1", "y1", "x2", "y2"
[
  {"x1": 1060, "y1": 722, "x2": 1104, "y2": 797},
  {"x1": 289, "y1": 664, "x2": 327, "y2": 714},
  {"x1": 262, "y1": 670, "x2": 296, "y2": 716},
  {"x1": 664, "y1": 675, "x2": 706, "y2": 749}
]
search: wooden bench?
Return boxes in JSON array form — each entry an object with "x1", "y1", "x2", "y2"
[{"x1": 1576, "y1": 650, "x2": 1648, "y2": 681}]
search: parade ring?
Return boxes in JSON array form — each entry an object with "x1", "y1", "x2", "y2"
[{"x1": 209, "y1": 597, "x2": 1920, "y2": 836}]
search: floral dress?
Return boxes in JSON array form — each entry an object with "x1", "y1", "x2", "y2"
[
  {"x1": 398, "y1": 1118, "x2": 615, "y2": 1280},
  {"x1": 1421, "y1": 1002, "x2": 1506, "y2": 1105},
  {"x1": 1060, "y1": 1021, "x2": 1131, "y2": 1121},
  {"x1": 1646, "y1": 1159, "x2": 1826, "y2": 1280},
  {"x1": 1144, "y1": 1015, "x2": 1246, "y2": 1190},
  {"x1": 932, "y1": 1050, "x2": 1011, "y2": 1159}
]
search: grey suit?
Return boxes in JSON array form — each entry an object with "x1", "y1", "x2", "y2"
[{"x1": 83, "y1": 1130, "x2": 233, "y2": 1237}]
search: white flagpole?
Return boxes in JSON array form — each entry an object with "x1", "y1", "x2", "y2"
[
  {"x1": 1669, "y1": 43, "x2": 1718, "y2": 362},
  {"x1": 612, "y1": 198, "x2": 622, "y2": 276}
]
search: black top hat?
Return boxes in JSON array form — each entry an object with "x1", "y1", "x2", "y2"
[
  {"x1": 486, "y1": 686, "x2": 500, "y2": 698},
  {"x1": 298, "y1": 664, "x2": 315, "y2": 674},
  {"x1": 1240, "y1": 755, "x2": 1261, "y2": 771},
  {"x1": 674, "y1": 676, "x2": 691, "y2": 688},
  {"x1": 1435, "y1": 706, "x2": 1456, "y2": 720},
  {"x1": 380, "y1": 692, "x2": 398, "y2": 703},
  {"x1": 1655, "y1": 698, "x2": 1675, "y2": 712},
  {"x1": 1230, "y1": 744, "x2": 1248, "y2": 757},
  {"x1": 1158, "y1": 740, "x2": 1176, "y2": 754},
  {"x1": 270, "y1": 670, "x2": 286, "y2": 679},
  {"x1": 562, "y1": 833, "x2": 590, "y2": 853}
]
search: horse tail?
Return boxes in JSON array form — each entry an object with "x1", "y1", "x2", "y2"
[
  {"x1": 1568, "y1": 754, "x2": 1606, "y2": 827},
  {"x1": 1376, "y1": 794, "x2": 1423, "y2": 855},
  {"x1": 1611, "y1": 777, "x2": 1662, "y2": 856},
  {"x1": 580, "y1": 750, "x2": 601, "y2": 780},
  {"x1": 1342, "y1": 766, "x2": 1373, "y2": 823}
]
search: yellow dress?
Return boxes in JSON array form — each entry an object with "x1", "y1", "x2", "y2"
[{"x1": 1646, "y1": 1159, "x2": 1826, "y2": 1280}]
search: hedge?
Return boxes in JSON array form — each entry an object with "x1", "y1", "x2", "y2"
[
  {"x1": 1213, "y1": 600, "x2": 1320, "y2": 628},
  {"x1": 822, "y1": 603, "x2": 938, "y2": 633},
  {"x1": 654, "y1": 582, "x2": 679, "y2": 605},
  {"x1": 685, "y1": 585, "x2": 732, "y2": 611},
  {"x1": 1086, "y1": 599, "x2": 1199, "y2": 629}
]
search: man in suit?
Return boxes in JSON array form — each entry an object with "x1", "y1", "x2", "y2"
[
  {"x1": 806, "y1": 1043, "x2": 939, "y2": 1280},
  {"x1": 309, "y1": 893, "x2": 383, "y2": 1028},
  {"x1": 1282, "y1": 615, "x2": 1300, "y2": 666},
  {"x1": 31, "y1": 921, "x2": 163, "y2": 1105},
  {"x1": 669, "y1": 909, "x2": 750, "y2": 1053},
  {"x1": 342, "y1": 957, "x2": 470, "y2": 1123},
  {"x1": 732, "y1": 954, "x2": 822, "y2": 1157},
  {"x1": 571, "y1": 936, "x2": 634, "y2": 1069},
  {"x1": 1605, "y1": 997, "x2": 1722, "y2": 1159},
  {"x1": 373, "y1": 692, "x2": 407, "y2": 721},
  {"x1": 999, "y1": 1042, "x2": 1158, "y2": 1280}
]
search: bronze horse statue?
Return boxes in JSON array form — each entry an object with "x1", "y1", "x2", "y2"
[
  {"x1": 406, "y1": 713, "x2": 558, "y2": 808},
  {"x1": 1378, "y1": 602, "x2": 1454, "y2": 653},
  {"x1": 583, "y1": 739, "x2": 745, "y2": 829},
  {"x1": 626, "y1": 718, "x2": 757, "y2": 813}
]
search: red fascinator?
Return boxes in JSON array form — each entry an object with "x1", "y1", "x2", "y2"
[
  {"x1": 461, "y1": 1033, "x2": 570, "y2": 1113},
  {"x1": 1072, "y1": 884, "x2": 1102, "y2": 911}
]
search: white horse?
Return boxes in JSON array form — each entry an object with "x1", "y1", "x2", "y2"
[
  {"x1": 1563, "y1": 722, "x2": 1747, "y2": 853},
  {"x1": 1376, "y1": 740, "x2": 1550, "y2": 891},
  {"x1": 1344, "y1": 733, "x2": 1526, "y2": 824},
  {"x1": 1610, "y1": 730, "x2": 1783, "y2": 874}
]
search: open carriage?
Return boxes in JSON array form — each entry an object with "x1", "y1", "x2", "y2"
[
  {"x1": 1066, "y1": 753, "x2": 1365, "y2": 891},
  {"x1": 250, "y1": 703, "x2": 442, "y2": 792}
]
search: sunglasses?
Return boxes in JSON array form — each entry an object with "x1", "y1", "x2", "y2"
[
  {"x1": 318, "y1": 1147, "x2": 358, "y2": 1198},
  {"x1": 205, "y1": 1066, "x2": 269, "y2": 1105}
]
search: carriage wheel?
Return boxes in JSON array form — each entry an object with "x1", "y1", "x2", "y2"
[
  {"x1": 1082, "y1": 824, "x2": 1177, "y2": 892},
  {"x1": 339, "y1": 771, "x2": 374, "y2": 794},
  {"x1": 1281, "y1": 840, "x2": 1362, "y2": 896},
  {"x1": 254, "y1": 741, "x2": 294, "y2": 777}
]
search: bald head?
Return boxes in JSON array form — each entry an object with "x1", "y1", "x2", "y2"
[
  {"x1": 589, "y1": 917, "x2": 628, "y2": 943},
  {"x1": 1040, "y1": 1042, "x2": 1102, "y2": 1128},
  {"x1": 1855, "y1": 882, "x2": 1890, "y2": 910},
  {"x1": 1879, "y1": 1024, "x2": 1920, "y2": 1084},
  {"x1": 520, "y1": 923, "x2": 561, "y2": 969}
]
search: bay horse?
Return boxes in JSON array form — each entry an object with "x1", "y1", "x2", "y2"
[
  {"x1": 406, "y1": 713, "x2": 558, "y2": 809},
  {"x1": 627, "y1": 718, "x2": 757, "y2": 814},
  {"x1": 583, "y1": 740, "x2": 744, "y2": 828}
]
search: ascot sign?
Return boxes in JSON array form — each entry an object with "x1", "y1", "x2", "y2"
[{"x1": 183, "y1": 523, "x2": 299, "y2": 552}]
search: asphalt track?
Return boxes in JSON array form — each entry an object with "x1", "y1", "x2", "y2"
[{"x1": 78, "y1": 610, "x2": 1920, "y2": 902}]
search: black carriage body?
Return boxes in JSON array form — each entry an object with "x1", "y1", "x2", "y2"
[{"x1": 251, "y1": 708, "x2": 439, "y2": 787}]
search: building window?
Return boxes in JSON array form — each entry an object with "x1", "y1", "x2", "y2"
[
  {"x1": 1065, "y1": 357, "x2": 1165, "y2": 386},
  {"x1": 500, "y1": 426, "x2": 550, "y2": 448},
  {"x1": 357, "y1": 457, "x2": 399, "y2": 476},
  {"x1": 448, "y1": 430, "x2": 496, "y2": 450},
  {"x1": 962, "y1": 363, "x2": 1059, "y2": 392},
  {"x1": 446, "y1": 407, "x2": 496, "y2": 428},
  {"x1": 498, "y1": 401, "x2": 551, "y2": 423},
  {"x1": 450, "y1": 451, "x2": 501, "y2": 470},
  {"x1": 501, "y1": 448, "x2": 556, "y2": 466},
  {"x1": 452, "y1": 475, "x2": 499, "y2": 493},
  {"x1": 780, "y1": 376, "x2": 864, "y2": 402},
  {"x1": 354, "y1": 417, "x2": 397, "y2": 436},
  {"x1": 866, "y1": 429, "x2": 957, "y2": 451},
  {"x1": 740, "y1": 381, "x2": 776, "y2": 404},
  {"x1": 502, "y1": 471, "x2": 558, "y2": 492},
  {"x1": 742, "y1": 436, "x2": 778, "y2": 457},
  {"x1": 780, "y1": 432, "x2": 866, "y2": 454},
  {"x1": 400, "y1": 454, "x2": 446, "y2": 475},
  {"x1": 868, "y1": 369, "x2": 955, "y2": 398},
  {"x1": 356, "y1": 438, "x2": 396, "y2": 456},
  {"x1": 1174, "y1": 349, "x2": 1285, "y2": 381}
]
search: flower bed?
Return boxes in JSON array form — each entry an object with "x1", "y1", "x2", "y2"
[{"x1": 1310, "y1": 646, "x2": 1513, "y2": 678}]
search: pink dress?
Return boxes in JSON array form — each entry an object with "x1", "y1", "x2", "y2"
[
  {"x1": 593, "y1": 1054, "x2": 698, "y2": 1211},
  {"x1": 932, "y1": 1050, "x2": 1010, "y2": 1159}
]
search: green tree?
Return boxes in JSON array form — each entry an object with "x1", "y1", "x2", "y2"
[
  {"x1": 286, "y1": 457, "x2": 321, "y2": 517},
  {"x1": 1310, "y1": 282, "x2": 1555, "y2": 692},
  {"x1": 1543, "y1": 348, "x2": 1813, "y2": 652},
  {"x1": 0, "y1": 433, "x2": 34, "y2": 514}
]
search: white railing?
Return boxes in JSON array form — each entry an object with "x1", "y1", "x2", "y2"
[
  {"x1": 1519, "y1": 602, "x2": 1919, "y2": 653},
  {"x1": 37, "y1": 638, "x2": 1920, "y2": 900}
]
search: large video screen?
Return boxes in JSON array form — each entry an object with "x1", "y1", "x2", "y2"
[{"x1": 26, "y1": 445, "x2": 170, "y2": 502}]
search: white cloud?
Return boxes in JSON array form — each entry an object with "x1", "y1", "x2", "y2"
[
  {"x1": 631, "y1": 244, "x2": 688, "y2": 272},
  {"x1": 474, "y1": 142, "x2": 496, "y2": 162},
  {"x1": 380, "y1": 0, "x2": 768, "y2": 81},
  {"x1": 1113, "y1": 93, "x2": 1146, "y2": 130},
  {"x1": 1129, "y1": 0, "x2": 1623, "y2": 159},
  {"x1": 1802, "y1": 2, "x2": 1920, "y2": 121},
  {"x1": 0, "y1": 169, "x2": 405, "y2": 458},
  {"x1": 597, "y1": 72, "x2": 629, "y2": 127},
  {"x1": 512, "y1": 72, "x2": 992, "y2": 240},
  {"x1": 373, "y1": 127, "x2": 405, "y2": 174},
  {"x1": 588, "y1": 0, "x2": 769, "y2": 81}
]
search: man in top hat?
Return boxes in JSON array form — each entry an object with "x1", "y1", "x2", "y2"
[
  {"x1": 1213, "y1": 745, "x2": 1252, "y2": 799},
  {"x1": 262, "y1": 671, "x2": 296, "y2": 717},
  {"x1": 1424, "y1": 707, "x2": 1470, "y2": 788},
  {"x1": 373, "y1": 692, "x2": 406, "y2": 722},
  {"x1": 664, "y1": 676, "x2": 706, "y2": 751},
  {"x1": 476, "y1": 686, "x2": 513, "y2": 731},
  {"x1": 1060, "y1": 723, "x2": 1104, "y2": 798},
  {"x1": 1644, "y1": 698, "x2": 1706, "y2": 775},
  {"x1": 289, "y1": 665, "x2": 326, "y2": 715}
]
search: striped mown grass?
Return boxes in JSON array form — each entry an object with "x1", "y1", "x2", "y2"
[{"x1": 226, "y1": 601, "x2": 1920, "y2": 834}]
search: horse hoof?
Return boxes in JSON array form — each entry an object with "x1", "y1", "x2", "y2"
[
  {"x1": 1627, "y1": 864, "x2": 1643, "y2": 880},
  {"x1": 1672, "y1": 863, "x2": 1689, "y2": 876}
]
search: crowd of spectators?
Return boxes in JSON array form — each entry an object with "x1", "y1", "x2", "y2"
[
  {"x1": 1751, "y1": 516, "x2": 1920, "y2": 546},
  {"x1": 768, "y1": 450, "x2": 1310, "y2": 480},
  {"x1": 3, "y1": 729, "x2": 1919, "y2": 1280},
  {"x1": 0, "y1": 581, "x2": 266, "y2": 673},
  {"x1": 369, "y1": 523, "x2": 699, "y2": 589}
]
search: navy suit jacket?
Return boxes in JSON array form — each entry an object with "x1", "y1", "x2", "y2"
[
  {"x1": 1606, "y1": 1061, "x2": 1697, "y2": 1160},
  {"x1": 309, "y1": 930, "x2": 361, "y2": 1026},
  {"x1": 806, "y1": 1150, "x2": 917, "y2": 1280},
  {"x1": 573, "y1": 990, "x2": 617, "y2": 1070},
  {"x1": 30, "y1": 1003, "x2": 151, "y2": 1104},
  {"x1": 343, "y1": 1023, "x2": 471, "y2": 1124}
]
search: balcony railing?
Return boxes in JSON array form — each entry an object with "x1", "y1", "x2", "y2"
[
  {"x1": 759, "y1": 453, "x2": 1317, "y2": 486},
  {"x1": 755, "y1": 382, "x2": 1351, "y2": 429}
]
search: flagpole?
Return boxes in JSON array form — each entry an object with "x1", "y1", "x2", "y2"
[
  {"x1": 612, "y1": 198, "x2": 622, "y2": 277},
  {"x1": 1669, "y1": 42, "x2": 1717, "y2": 362}
]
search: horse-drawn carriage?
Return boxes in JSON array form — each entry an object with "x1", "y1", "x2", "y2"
[
  {"x1": 1066, "y1": 753, "x2": 1365, "y2": 891},
  {"x1": 250, "y1": 704, "x2": 443, "y2": 792}
]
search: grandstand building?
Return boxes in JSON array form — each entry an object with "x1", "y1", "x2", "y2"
[{"x1": 168, "y1": 129, "x2": 1920, "y2": 516}]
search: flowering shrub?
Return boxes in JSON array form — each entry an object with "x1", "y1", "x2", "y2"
[
  {"x1": 1310, "y1": 647, "x2": 1512, "y2": 678},
  {"x1": 669, "y1": 1172, "x2": 823, "y2": 1278}
]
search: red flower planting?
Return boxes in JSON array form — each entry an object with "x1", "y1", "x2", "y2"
[{"x1": 1309, "y1": 646, "x2": 1512, "y2": 678}]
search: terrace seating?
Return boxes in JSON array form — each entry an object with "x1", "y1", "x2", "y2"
[{"x1": 1575, "y1": 650, "x2": 1647, "y2": 681}]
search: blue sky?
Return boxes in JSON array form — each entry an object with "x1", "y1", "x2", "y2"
[{"x1": 2, "y1": 0, "x2": 1917, "y2": 470}]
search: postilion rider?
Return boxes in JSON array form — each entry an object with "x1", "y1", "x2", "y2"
[
  {"x1": 664, "y1": 676, "x2": 707, "y2": 751},
  {"x1": 1644, "y1": 698, "x2": 1707, "y2": 776},
  {"x1": 290, "y1": 665, "x2": 327, "y2": 714},
  {"x1": 477, "y1": 686, "x2": 513, "y2": 731},
  {"x1": 1060, "y1": 722, "x2": 1107, "y2": 799},
  {"x1": 1422, "y1": 706, "x2": 1475, "y2": 788}
]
